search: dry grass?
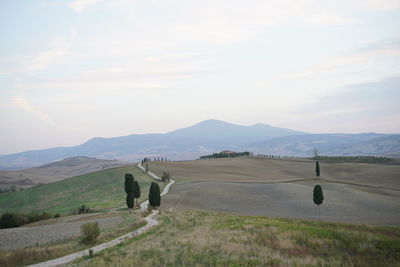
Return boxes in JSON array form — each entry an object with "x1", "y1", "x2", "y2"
[
  {"x1": 147, "y1": 157, "x2": 400, "y2": 189},
  {"x1": 76, "y1": 210, "x2": 400, "y2": 267}
]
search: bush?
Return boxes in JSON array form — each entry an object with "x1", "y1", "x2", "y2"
[
  {"x1": 161, "y1": 172, "x2": 171, "y2": 182},
  {"x1": 81, "y1": 222, "x2": 101, "y2": 243},
  {"x1": 0, "y1": 212, "x2": 28, "y2": 228},
  {"x1": 78, "y1": 205, "x2": 92, "y2": 214},
  {"x1": 54, "y1": 213, "x2": 61, "y2": 218}
]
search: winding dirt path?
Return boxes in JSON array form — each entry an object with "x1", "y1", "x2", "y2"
[{"x1": 28, "y1": 163, "x2": 175, "y2": 267}]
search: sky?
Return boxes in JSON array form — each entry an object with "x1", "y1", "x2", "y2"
[{"x1": 0, "y1": 0, "x2": 400, "y2": 155}]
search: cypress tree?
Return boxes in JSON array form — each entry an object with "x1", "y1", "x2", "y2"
[
  {"x1": 313, "y1": 184, "x2": 324, "y2": 220},
  {"x1": 126, "y1": 193, "x2": 134, "y2": 209},
  {"x1": 316, "y1": 161, "x2": 320, "y2": 177},
  {"x1": 133, "y1": 180, "x2": 141, "y2": 207},
  {"x1": 124, "y1": 173, "x2": 135, "y2": 194},
  {"x1": 149, "y1": 182, "x2": 161, "y2": 208}
]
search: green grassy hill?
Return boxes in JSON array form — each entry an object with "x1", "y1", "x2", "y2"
[
  {"x1": 76, "y1": 210, "x2": 400, "y2": 267},
  {"x1": 0, "y1": 165, "x2": 159, "y2": 215}
]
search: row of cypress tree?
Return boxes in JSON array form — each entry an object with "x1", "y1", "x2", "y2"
[{"x1": 124, "y1": 174, "x2": 161, "y2": 210}]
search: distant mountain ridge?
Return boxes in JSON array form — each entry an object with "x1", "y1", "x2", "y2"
[{"x1": 0, "y1": 119, "x2": 398, "y2": 170}]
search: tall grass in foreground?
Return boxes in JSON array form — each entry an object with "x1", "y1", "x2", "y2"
[{"x1": 78, "y1": 211, "x2": 400, "y2": 266}]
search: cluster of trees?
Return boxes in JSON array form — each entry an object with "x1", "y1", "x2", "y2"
[
  {"x1": 142, "y1": 157, "x2": 171, "y2": 163},
  {"x1": 200, "y1": 151, "x2": 251, "y2": 159},
  {"x1": 124, "y1": 174, "x2": 161, "y2": 210},
  {"x1": 124, "y1": 173, "x2": 141, "y2": 210},
  {"x1": 256, "y1": 154, "x2": 299, "y2": 159},
  {"x1": 0, "y1": 186, "x2": 23, "y2": 193},
  {"x1": 161, "y1": 172, "x2": 171, "y2": 182},
  {"x1": 0, "y1": 211, "x2": 59, "y2": 229}
]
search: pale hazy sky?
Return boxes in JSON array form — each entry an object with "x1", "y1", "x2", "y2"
[{"x1": 1, "y1": 0, "x2": 400, "y2": 154}]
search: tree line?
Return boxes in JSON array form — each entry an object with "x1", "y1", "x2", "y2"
[{"x1": 200, "y1": 151, "x2": 251, "y2": 159}]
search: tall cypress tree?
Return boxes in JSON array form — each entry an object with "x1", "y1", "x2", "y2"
[
  {"x1": 313, "y1": 184, "x2": 324, "y2": 220},
  {"x1": 149, "y1": 182, "x2": 161, "y2": 208},
  {"x1": 315, "y1": 161, "x2": 320, "y2": 177},
  {"x1": 126, "y1": 193, "x2": 134, "y2": 209},
  {"x1": 124, "y1": 173, "x2": 135, "y2": 210},
  {"x1": 133, "y1": 180, "x2": 141, "y2": 207},
  {"x1": 124, "y1": 173, "x2": 135, "y2": 194}
]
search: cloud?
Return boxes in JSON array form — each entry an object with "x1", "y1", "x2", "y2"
[
  {"x1": 68, "y1": 0, "x2": 102, "y2": 13},
  {"x1": 27, "y1": 36, "x2": 71, "y2": 72},
  {"x1": 283, "y1": 39, "x2": 400, "y2": 79},
  {"x1": 11, "y1": 96, "x2": 56, "y2": 126}
]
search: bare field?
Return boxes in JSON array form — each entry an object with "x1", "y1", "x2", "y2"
[
  {"x1": 148, "y1": 157, "x2": 400, "y2": 188},
  {"x1": 148, "y1": 157, "x2": 400, "y2": 226}
]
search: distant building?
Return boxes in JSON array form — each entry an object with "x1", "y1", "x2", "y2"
[{"x1": 221, "y1": 150, "x2": 236, "y2": 155}]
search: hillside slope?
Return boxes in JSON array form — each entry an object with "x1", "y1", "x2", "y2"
[
  {"x1": 0, "y1": 165, "x2": 156, "y2": 214},
  {"x1": 0, "y1": 157, "x2": 129, "y2": 189}
]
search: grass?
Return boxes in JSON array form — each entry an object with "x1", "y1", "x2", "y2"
[
  {"x1": 75, "y1": 210, "x2": 400, "y2": 267},
  {"x1": 0, "y1": 210, "x2": 147, "y2": 267},
  {"x1": 0, "y1": 165, "x2": 164, "y2": 215}
]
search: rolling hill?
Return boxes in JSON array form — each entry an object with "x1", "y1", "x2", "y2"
[
  {"x1": 0, "y1": 157, "x2": 129, "y2": 190},
  {"x1": 0, "y1": 165, "x2": 156, "y2": 215}
]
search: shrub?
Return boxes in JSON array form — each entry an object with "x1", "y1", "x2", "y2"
[
  {"x1": 161, "y1": 172, "x2": 171, "y2": 182},
  {"x1": 81, "y1": 222, "x2": 101, "y2": 244},
  {"x1": 54, "y1": 213, "x2": 61, "y2": 218},
  {"x1": 78, "y1": 205, "x2": 92, "y2": 214},
  {"x1": 0, "y1": 212, "x2": 28, "y2": 228}
]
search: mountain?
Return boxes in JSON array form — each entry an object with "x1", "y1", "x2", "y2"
[
  {"x1": 333, "y1": 134, "x2": 400, "y2": 158},
  {"x1": 245, "y1": 133, "x2": 389, "y2": 157},
  {"x1": 0, "y1": 120, "x2": 399, "y2": 170},
  {"x1": 0, "y1": 157, "x2": 129, "y2": 189},
  {"x1": 0, "y1": 120, "x2": 305, "y2": 170}
]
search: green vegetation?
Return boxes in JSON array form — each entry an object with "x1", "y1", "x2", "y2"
[
  {"x1": 126, "y1": 193, "x2": 134, "y2": 209},
  {"x1": 124, "y1": 173, "x2": 135, "y2": 209},
  {"x1": 313, "y1": 185, "x2": 324, "y2": 220},
  {"x1": 81, "y1": 222, "x2": 101, "y2": 244},
  {"x1": 200, "y1": 151, "x2": 251, "y2": 159},
  {"x1": 133, "y1": 180, "x2": 141, "y2": 206},
  {"x1": 161, "y1": 171, "x2": 171, "y2": 182},
  {"x1": 0, "y1": 166, "x2": 158, "y2": 215},
  {"x1": 76, "y1": 211, "x2": 400, "y2": 267},
  {"x1": 124, "y1": 173, "x2": 135, "y2": 195},
  {"x1": 148, "y1": 182, "x2": 161, "y2": 208},
  {"x1": 315, "y1": 161, "x2": 320, "y2": 176},
  {"x1": 0, "y1": 211, "x2": 53, "y2": 229},
  {"x1": 312, "y1": 156, "x2": 397, "y2": 164}
]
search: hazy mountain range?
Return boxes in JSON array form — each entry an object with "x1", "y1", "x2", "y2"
[{"x1": 0, "y1": 119, "x2": 399, "y2": 170}]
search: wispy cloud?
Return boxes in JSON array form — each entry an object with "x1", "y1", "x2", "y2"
[
  {"x1": 0, "y1": 33, "x2": 73, "y2": 74},
  {"x1": 68, "y1": 0, "x2": 102, "y2": 13},
  {"x1": 283, "y1": 39, "x2": 400, "y2": 79},
  {"x1": 27, "y1": 36, "x2": 71, "y2": 72},
  {"x1": 11, "y1": 96, "x2": 56, "y2": 126}
]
